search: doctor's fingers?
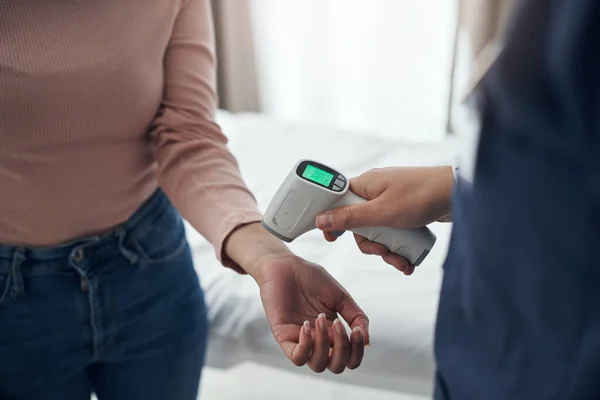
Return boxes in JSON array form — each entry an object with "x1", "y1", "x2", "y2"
[
  {"x1": 354, "y1": 234, "x2": 412, "y2": 274},
  {"x1": 323, "y1": 230, "x2": 346, "y2": 242},
  {"x1": 382, "y1": 253, "x2": 415, "y2": 276},
  {"x1": 316, "y1": 199, "x2": 388, "y2": 232}
]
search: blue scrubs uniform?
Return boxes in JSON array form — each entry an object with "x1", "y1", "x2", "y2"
[{"x1": 435, "y1": 0, "x2": 600, "y2": 398}]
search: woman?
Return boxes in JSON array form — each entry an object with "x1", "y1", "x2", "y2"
[{"x1": 0, "y1": 1, "x2": 368, "y2": 398}]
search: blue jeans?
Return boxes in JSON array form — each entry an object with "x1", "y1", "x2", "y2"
[{"x1": 0, "y1": 190, "x2": 209, "y2": 400}]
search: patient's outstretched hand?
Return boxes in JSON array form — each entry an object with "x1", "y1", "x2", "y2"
[
  {"x1": 252, "y1": 254, "x2": 369, "y2": 374},
  {"x1": 224, "y1": 222, "x2": 369, "y2": 373}
]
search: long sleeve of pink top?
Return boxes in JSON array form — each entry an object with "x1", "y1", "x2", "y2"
[{"x1": 149, "y1": 0, "x2": 263, "y2": 270}]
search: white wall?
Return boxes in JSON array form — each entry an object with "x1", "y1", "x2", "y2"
[{"x1": 249, "y1": 0, "x2": 458, "y2": 141}]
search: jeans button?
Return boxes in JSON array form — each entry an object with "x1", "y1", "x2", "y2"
[{"x1": 73, "y1": 248, "x2": 85, "y2": 262}]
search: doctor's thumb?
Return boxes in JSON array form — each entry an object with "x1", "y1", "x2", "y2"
[{"x1": 316, "y1": 201, "x2": 378, "y2": 232}]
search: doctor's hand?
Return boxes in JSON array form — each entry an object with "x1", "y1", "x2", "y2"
[
  {"x1": 316, "y1": 166, "x2": 454, "y2": 274},
  {"x1": 225, "y1": 223, "x2": 370, "y2": 374}
]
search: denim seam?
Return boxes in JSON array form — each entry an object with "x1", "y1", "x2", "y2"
[
  {"x1": 130, "y1": 235, "x2": 188, "y2": 265},
  {"x1": 0, "y1": 273, "x2": 12, "y2": 306},
  {"x1": 71, "y1": 266, "x2": 101, "y2": 361},
  {"x1": 86, "y1": 281, "x2": 101, "y2": 360}
]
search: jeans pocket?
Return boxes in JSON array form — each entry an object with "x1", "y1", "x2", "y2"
[{"x1": 130, "y1": 204, "x2": 189, "y2": 265}]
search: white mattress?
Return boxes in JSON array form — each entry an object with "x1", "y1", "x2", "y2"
[{"x1": 185, "y1": 111, "x2": 458, "y2": 396}]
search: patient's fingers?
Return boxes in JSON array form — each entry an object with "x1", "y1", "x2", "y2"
[
  {"x1": 309, "y1": 323, "x2": 334, "y2": 344},
  {"x1": 336, "y1": 290, "x2": 370, "y2": 348},
  {"x1": 327, "y1": 318, "x2": 350, "y2": 374},
  {"x1": 308, "y1": 313, "x2": 330, "y2": 373},
  {"x1": 348, "y1": 327, "x2": 365, "y2": 370},
  {"x1": 289, "y1": 320, "x2": 313, "y2": 367}
]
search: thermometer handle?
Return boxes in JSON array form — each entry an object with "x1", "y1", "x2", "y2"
[{"x1": 332, "y1": 191, "x2": 436, "y2": 266}]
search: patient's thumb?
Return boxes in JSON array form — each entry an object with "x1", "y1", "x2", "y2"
[{"x1": 316, "y1": 202, "x2": 376, "y2": 231}]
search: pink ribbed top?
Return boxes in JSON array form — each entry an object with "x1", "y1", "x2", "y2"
[{"x1": 0, "y1": 0, "x2": 262, "y2": 264}]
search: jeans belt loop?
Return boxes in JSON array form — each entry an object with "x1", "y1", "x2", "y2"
[
  {"x1": 11, "y1": 248, "x2": 26, "y2": 297},
  {"x1": 115, "y1": 227, "x2": 139, "y2": 265}
]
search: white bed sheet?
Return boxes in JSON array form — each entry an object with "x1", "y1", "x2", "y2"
[{"x1": 186, "y1": 111, "x2": 458, "y2": 396}]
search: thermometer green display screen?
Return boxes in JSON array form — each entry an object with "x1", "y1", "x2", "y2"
[{"x1": 302, "y1": 164, "x2": 334, "y2": 187}]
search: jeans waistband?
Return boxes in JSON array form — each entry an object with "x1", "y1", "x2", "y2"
[{"x1": 0, "y1": 189, "x2": 171, "y2": 262}]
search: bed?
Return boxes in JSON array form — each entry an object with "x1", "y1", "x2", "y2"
[{"x1": 185, "y1": 111, "x2": 458, "y2": 397}]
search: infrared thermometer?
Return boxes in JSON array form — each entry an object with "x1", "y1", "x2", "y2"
[{"x1": 261, "y1": 160, "x2": 437, "y2": 266}]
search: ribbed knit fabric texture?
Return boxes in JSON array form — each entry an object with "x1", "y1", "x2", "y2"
[{"x1": 0, "y1": 0, "x2": 262, "y2": 269}]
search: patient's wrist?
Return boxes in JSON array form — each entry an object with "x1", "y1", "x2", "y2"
[{"x1": 224, "y1": 222, "x2": 293, "y2": 278}]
